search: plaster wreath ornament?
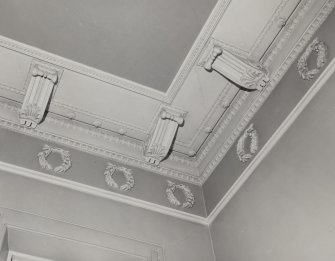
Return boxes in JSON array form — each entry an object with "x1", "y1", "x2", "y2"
[
  {"x1": 104, "y1": 163, "x2": 134, "y2": 191},
  {"x1": 297, "y1": 37, "x2": 327, "y2": 80},
  {"x1": 236, "y1": 123, "x2": 259, "y2": 162},
  {"x1": 38, "y1": 144, "x2": 72, "y2": 173},
  {"x1": 166, "y1": 180, "x2": 195, "y2": 208}
]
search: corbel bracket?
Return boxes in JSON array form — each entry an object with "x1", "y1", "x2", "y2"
[
  {"x1": 19, "y1": 62, "x2": 61, "y2": 128},
  {"x1": 144, "y1": 106, "x2": 186, "y2": 165},
  {"x1": 200, "y1": 42, "x2": 269, "y2": 91}
]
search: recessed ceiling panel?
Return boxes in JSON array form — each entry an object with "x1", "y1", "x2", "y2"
[{"x1": 0, "y1": 0, "x2": 218, "y2": 92}]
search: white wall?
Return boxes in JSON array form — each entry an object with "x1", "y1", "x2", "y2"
[
  {"x1": 210, "y1": 63, "x2": 335, "y2": 260},
  {"x1": 0, "y1": 170, "x2": 214, "y2": 261},
  {"x1": 203, "y1": 7, "x2": 335, "y2": 214}
]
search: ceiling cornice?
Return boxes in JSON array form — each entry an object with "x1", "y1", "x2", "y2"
[
  {"x1": 196, "y1": 0, "x2": 335, "y2": 183},
  {"x1": 0, "y1": 0, "x2": 332, "y2": 185},
  {"x1": 1, "y1": 49, "x2": 333, "y2": 225},
  {"x1": 0, "y1": 100, "x2": 202, "y2": 184}
]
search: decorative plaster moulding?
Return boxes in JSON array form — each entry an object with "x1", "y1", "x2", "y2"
[
  {"x1": 0, "y1": 0, "x2": 331, "y2": 186},
  {"x1": 297, "y1": 37, "x2": 328, "y2": 80},
  {"x1": 8, "y1": 252, "x2": 56, "y2": 261},
  {"x1": 1, "y1": 209, "x2": 165, "y2": 261},
  {"x1": 0, "y1": 0, "x2": 233, "y2": 104},
  {"x1": 144, "y1": 106, "x2": 186, "y2": 165},
  {"x1": 19, "y1": 61, "x2": 62, "y2": 128},
  {"x1": 0, "y1": 161, "x2": 208, "y2": 225},
  {"x1": 199, "y1": 40, "x2": 269, "y2": 91},
  {"x1": 0, "y1": 100, "x2": 201, "y2": 184},
  {"x1": 236, "y1": 123, "x2": 259, "y2": 162},
  {"x1": 0, "y1": 58, "x2": 333, "y2": 227},
  {"x1": 166, "y1": 180, "x2": 195, "y2": 209},
  {"x1": 104, "y1": 162, "x2": 135, "y2": 191},
  {"x1": 196, "y1": 0, "x2": 335, "y2": 184},
  {"x1": 208, "y1": 55, "x2": 335, "y2": 224},
  {"x1": 38, "y1": 144, "x2": 72, "y2": 174}
]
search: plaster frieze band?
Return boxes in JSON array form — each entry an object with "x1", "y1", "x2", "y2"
[
  {"x1": 19, "y1": 62, "x2": 61, "y2": 128},
  {"x1": 297, "y1": 37, "x2": 328, "y2": 80},
  {"x1": 200, "y1": 42, "x2": 269, "y2": 91},
  {"x1": 236, "y1": 123, "x2": 259, "y2": 162},
  {"x1": 166, "y1": 180, "x2": 195, "y2": 208},
  {"x1": 144, "y1": 107, "x2": 186, "y2": 165},
  {"x1": 104, "y1": 162, "x2": 135, "y2": 191},
  {"x1": 37, "y1": 144, "x2": 72, "y2": 173}
]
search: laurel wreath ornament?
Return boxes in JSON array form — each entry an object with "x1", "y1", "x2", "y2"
[
  {"x1": 166, "y1": 180, "x2": 195, "y2": 208},
  {"x1": 104, "y1": 163, "x2": 134, "y2": 191},
  {"x1": 297, "y1": 37, "x2": 327, "y2": 80},
  {"x1": 236, "y1": 123, "x2": 259, "y2": 162},
  {"x1": 37, "y1": 144, "x2": 72, "y2": 173}
]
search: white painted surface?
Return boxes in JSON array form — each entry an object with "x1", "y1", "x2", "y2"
[
  {"x1": 0, "y1": 171, "x2": 214, "y2": 261},
  {"x1": 210, "y1": 58, "x2": 335, "y2": 261}
]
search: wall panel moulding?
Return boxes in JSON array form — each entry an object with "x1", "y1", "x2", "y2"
[
  {"x1": 199, "y1": 39, "x2": 269, "y2": 91},
  {"x1": 0, "y1": 208, "x2": 165, "y2": 261}
]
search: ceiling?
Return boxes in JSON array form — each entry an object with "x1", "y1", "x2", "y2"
[
  {"x1": 0, "y1": 0, "x2": 217, "y2": 92},
  {"x1": 0, "y1": 0, "x2": 328, "y2": 185}
]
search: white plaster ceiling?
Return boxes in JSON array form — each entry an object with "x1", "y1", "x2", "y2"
[
  {"x1": 0, "y1": 0, "x2": 327, "y2": 184},
  {"x1": 0, "y1": 0, "x2": 217, "y2": 92}
]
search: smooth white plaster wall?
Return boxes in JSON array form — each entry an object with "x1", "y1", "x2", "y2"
[
  {"x1": 0, "y1": 170, "x2": 214, "y2": 261},
  {"x1": 210, "y1": 65, "x2": 335, "y2": 260}
]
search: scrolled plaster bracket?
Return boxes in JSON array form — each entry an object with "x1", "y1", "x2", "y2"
[
  {"x1": 199, "y1": 41, "x2": 269, "y2": 91},
  {"x1": 19, "y1": 61, "x2": 62, "y2": 128},
  {"x1": 144, "y1": 106, "x2": 186, "y2": 166}
]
